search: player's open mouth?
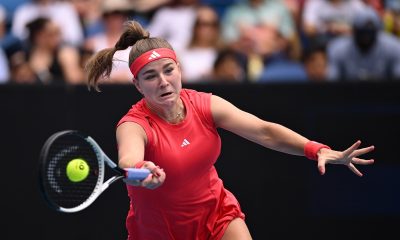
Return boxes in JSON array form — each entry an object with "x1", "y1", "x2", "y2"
[{"x1": 160, "y1": 92, "x2": 173, "y2": 97}]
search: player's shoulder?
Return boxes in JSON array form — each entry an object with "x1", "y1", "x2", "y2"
[
  {"x1": 125, "y1": 99, "x2": 147, "y2": 117},
  {"x1": 181, "y1": 88, "x2": 211, "y2": 98},
  {"x1": 117, "y1": 99, "x2": 149, "y2": 128},
  {"x1": 182, "y1": 88, "x2": 214, "y2": 110}
]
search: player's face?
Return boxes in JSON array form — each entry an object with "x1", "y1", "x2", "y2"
[{"x1": 135, "y1": 58, "x2": 182, "y2": 108}]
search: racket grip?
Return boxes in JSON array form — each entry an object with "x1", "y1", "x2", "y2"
[{"x1": 124, "y1": 168, "x2": 151, "y2": 181}]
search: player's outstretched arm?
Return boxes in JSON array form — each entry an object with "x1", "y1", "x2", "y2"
[
  {"x1": 210, "y1": 95, "x2": 309, "y2": 156},
  {"x1": 210, "y1": 95, "x2": 375, "y2": 176}
]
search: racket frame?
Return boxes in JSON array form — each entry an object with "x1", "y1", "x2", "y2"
[{"x1": 38, "y1": 130, "x2": 149, "y2": 213}]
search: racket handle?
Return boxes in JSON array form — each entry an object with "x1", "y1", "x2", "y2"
[{"x1": 124, "y1": 168, "x2": 151, "y2": 181}]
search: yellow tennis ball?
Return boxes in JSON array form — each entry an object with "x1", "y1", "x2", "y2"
[{"x1": 66, "y1": 158, "x2": 90, "y2": 182}]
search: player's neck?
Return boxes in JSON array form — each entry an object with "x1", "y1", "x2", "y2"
[{"x1": 146, "y1": 99, "x2": 186, "y2": 124}]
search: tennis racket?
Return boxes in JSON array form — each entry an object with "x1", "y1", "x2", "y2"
[{"x1": 38, "y1": 130, "x2": 150, "y2": 213}]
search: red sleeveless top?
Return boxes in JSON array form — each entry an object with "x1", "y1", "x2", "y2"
[{"x1": 117, "y1": 89, "x2": 245, "y2": 240}]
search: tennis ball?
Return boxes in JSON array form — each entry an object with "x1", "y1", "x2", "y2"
[{"x1": 66, "y1": 158, "x2": 90, "y2": 182}]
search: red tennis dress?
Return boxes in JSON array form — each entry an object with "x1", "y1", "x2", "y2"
[{"x1": 117, "y1": 89, "x2": 245, "y2": 240}]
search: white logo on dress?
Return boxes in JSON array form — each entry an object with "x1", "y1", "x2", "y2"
[
  {"x1": 181, "y1": 139, "x2": 190, "y2": 147},
  {"x1": 148, "y1": 51, "x2": 161, "y2": 60}
]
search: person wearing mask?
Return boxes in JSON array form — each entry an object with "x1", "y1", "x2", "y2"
[{"x1": 327, "y1": 6, "x2": 400, "y2": 81}]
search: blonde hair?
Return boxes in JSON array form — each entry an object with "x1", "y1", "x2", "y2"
[{"x1": 85, "y1": 20, "x2": 173, "y2": 91}]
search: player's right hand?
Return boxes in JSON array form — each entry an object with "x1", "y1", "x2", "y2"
[{"x1": 123, "y1": 161, "x2": 166, "y2": 189}]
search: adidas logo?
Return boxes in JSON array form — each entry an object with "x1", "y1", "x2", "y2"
[
  {"x1": 148, "y1": 50, "x2": 161, "y2": 60},
  {"x1": 181, "y1": 139, "x2": 190, "y2": 147}
]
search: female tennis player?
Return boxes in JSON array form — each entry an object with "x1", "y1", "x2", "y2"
[{"x1": 85, "y1": 20, "x2": 375, "y2": 240}]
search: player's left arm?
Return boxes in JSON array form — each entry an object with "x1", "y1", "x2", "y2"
[
  {"x1": 210, "y1": 95, "x2": 309, "y2": 156},
  {"x1": 210, "y1": 95, "x2": 375, "y2": 176}
]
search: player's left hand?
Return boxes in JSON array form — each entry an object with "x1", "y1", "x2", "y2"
[{"x1": 317, "y1": 140, "x2": 375, "y2": 176}]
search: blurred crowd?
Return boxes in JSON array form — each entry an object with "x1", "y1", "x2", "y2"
[{"x1": 1, "y1": 0, "x2": 400, "y2": 86}]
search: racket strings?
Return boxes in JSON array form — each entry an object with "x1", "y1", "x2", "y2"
[{"x1": 42, "y1": 134, "x2": 102, "y2": 209}]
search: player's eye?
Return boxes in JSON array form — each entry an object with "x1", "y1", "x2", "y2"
[
  {"x1": 164, "y1": 67, "x2": 174, "y2": 74},
  {"x1": 145, "y1": 74, "x2": 156, "y2": 80}
]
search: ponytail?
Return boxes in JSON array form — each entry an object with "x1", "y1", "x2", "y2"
[
  {"x1": 85, "y1": 20, "x2": 174, "y2": 91},
  {"x1": 85, "y1": 47, "x2": 116, "y2": 91},
  {"x1": 85, "y1": 21, "x2": 150, "y2": 91}
]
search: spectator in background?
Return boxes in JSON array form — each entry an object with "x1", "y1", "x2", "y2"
[
  {"x1": 0, "y1": 3, "x2": 24, "y2": 73},
  {"x1": 302, "y1": 41, "x2": 328, "y2": 82},
  {"x1": 221, "y1": 0, "x2": 296, "y2": 48},
  {"x1": 1, "y1": 2, "x2": 36, "y2": 84},
  {"x1": 178, "y1": 5, "x2": 223, "y2": 83},
  {"x1": 0, "y1": 48, "x2": 9, "y2": 83},
  {"x1": 362, "y1": 0, "x2": 384, "y2": 15},
  {"x1": 8, "y1": 50, "x2": 37, "y2": 84},
  {"x1": 383, "y1": 0, "x2": 400, "y2": 38},
  {"x1": 127, "y1": 0, "x2": 172, "y2": 22},
  {"x1": 302, "y1": 0, "x2": 366, "y2": 45},
  {"x1": 146, "y1": 0, "x2": 200, "y2": 53},
  {"x1": 11, "y1": 17, "x2": 84, "y2": 84},
  {"x1": 220, "y1": 0, "x2": 298, "y2": 81},
  {"x1": 280, "y1": 0, "x2": 305, "y2": 60},
  {"x1": 210, "y1": 48, "x2": 246, "y2": 83},
  {"x1": 70, "y1": 0, "x2": 104, "y2": 39},
  {"x1": 327, "y1": 6, "x2": 400, "y2": 81},
  {"x1": 84, "y1": 0, "x2": 134, "y2": 84},
  {"x1": 11, "y1": 0, "x2": 84, "y2": 47},
  {"x1": 257, "y1": 24, "x2": 308, "y2": 83},
  {"x1": 284, "y1": 0, "x2": 304, "y2": 24},
  {"x1": 0, "y1": 5, "x2": 10, "y2": 83},
  {"x1": 0, "y1": 5, "x2": 6, "y2": 44}
]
